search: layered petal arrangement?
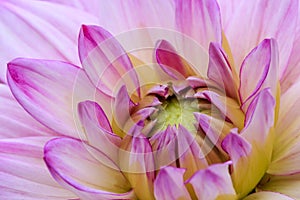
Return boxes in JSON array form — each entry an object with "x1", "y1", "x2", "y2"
[{"x1": 1, "y1": 0, "x2": 300, "y2": 199}]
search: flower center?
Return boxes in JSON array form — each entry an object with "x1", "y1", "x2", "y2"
[{"x1": 150, "y1": 91, "x2": 199, "y2": 135}]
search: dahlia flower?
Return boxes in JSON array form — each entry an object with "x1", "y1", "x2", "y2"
[{"x1": 1, "y1": 0, "x2": 300, "y2": 199}]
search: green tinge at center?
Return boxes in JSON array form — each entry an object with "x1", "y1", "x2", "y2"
[{"x1": 152, "y1": 96, "x2": 199, "y2": 134}]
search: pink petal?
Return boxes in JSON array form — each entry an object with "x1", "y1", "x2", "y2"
[
  {"x1": 176, "y1": 125, "x2": 208, "y2": 178},
  {"x1": 7, "y1": 58, "x2": 107, "y2": 139},
  {"x1": 216, "y1": 0, "x2": 241, "y2": 30},
  {"x1": 224, "y1": 0, "x2": 298, "y2": 76},
  {"x1": 242, "y1": 88, "x2": 275, "y2": 144},
  {"x1": 151, "y1": 125, "x2": 208, "y2": 179},
  {"x1": 0, "y1": 136, "x2": 76, "y2": 199},
  {"x1": 78, "y1": 25, "x2": 140, "y2": 97},
  {"x1": 48, "y1": 0, "x2": 175, "y2": 34},
  {"x1": 78, "y1": 100, "x2": 112, "y2": 132},
  {"x1": 195, "y1": 113, "x2": 233, "y2": 151},
  {"x1": 221, "y1": 130, "x2": 252, "y2": 164},
  {"x1": 146, "y1": 84, "x2": 169, "y2": 98},
  {"x1": 207, "y1": 42, "x2": 237, "y2": 98},
  {"x1": 222, "y1": 89, "x2": 275, "y2": 197},
  {"x1": 0, "y1": 0, "x2": 98, "y2": 82},
  {"x1": 0, "y1": 84, "x2": 56, "y2": 138},
  {"x1": 239, "y1": 39, "x2": 278, "y2": 111},
  {"x1": 196, "y1": 90, "x2": 244, "y2": 130},
  {"x1": 119, "y1": 134, "x2": 155, "y2": 199},
  {"x1": 44, "y1": 137, "x2": 134, "y2": 200},
  {"x1": 154, "y1": 167, "x2": 191, "y2": 200},
  {"x1": 78, "y1": 101, "x2": 121, "y2": 163},
  {"x1": 113, "y1": 85, "x2": 135, "y2": 136},
  {"x1": 155, "y1": 40, "x2": 195, "y2": 79},
  {"x1": 188, "y1": 162, "x2": 236, "y2": 200},
  {"x1": 150, "y1": 126, "x2": 178, "y2": 168},
  {"x1": 281, "y1": 31, "x2": 300, "y2": 93},
  {"x1": 175, "y1": 0, "x2": 222, "y2": 50},
  {"x1": 187, "y1": 76, "x2": 208, "y2": 88}
]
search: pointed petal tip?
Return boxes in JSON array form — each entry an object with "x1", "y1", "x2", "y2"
[{"x1": 221, "y1": 131, "x2": 252, "y2": 160}]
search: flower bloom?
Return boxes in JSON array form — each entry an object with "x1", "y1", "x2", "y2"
[{"x1": 1, "y1": 0, "x2": 300, "y2": 200}]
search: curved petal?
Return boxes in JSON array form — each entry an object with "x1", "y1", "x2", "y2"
[
  {"x1": 188, "y1": 162, "x2": 236, "y2": 200},
  {"x1": 207, "y1": 42, "x2": 237, "y2": 99},
  {"x1": 154, "y1": 167, "x2": 191, "y2": 200},
  {"x1": 281, "y1": 31, "x2": 300, "y2": 93},
  {"x1": 0, "y1": 0, "x2": 98, "y2": 82},
  {"x1": 78, "y1": 25, "x2": 140, "y2": 97},
  {"x1": 259, "y1": 173, "x2": 300, "y2": 199},
  {"x1": 242, "y1": 88, "x2": 275, "y2": 144},
  {"x1": 150, "y1": 126, "x2": 178, "y2": 169},
  {"x1": 175, "y1": 0, "x2": 222, "y2": 50},
  {"x1": 44, "y1": 137, "x2": 134, "y2": 200},
  {"x1": 221, "y1": 89, "x2": 275, "y2": 198},
  {"x1": 111, "y1": 85, "x2": 136, "y2": 137},
  {"x1": 0, "y1": 84, "x2": 56, "y2": 138},
  {"x1": 224, "y1": 0, "x2": 298, "y2": 75},
  {"x1": 7, "y1": 58, "x2": 105, "y2": 139},
  {"x1": 195, "y1": 112, "x2": 233, "y2": 139},
  {"x1": 243, "y1": 191, "x2": 294, "y2": 200},
  {"x1": 268, "y1": 139, "x2": 300, "y2": 175},
  {"x1": 196, "y1": 90, "x2": 244, "y2": 130},
  {"x1": 239, "y1": 39, "x2": 278, "y2": 111},
  {"x1": 176, "y1": 125, "x2": 208, "y2": 179},
  {"x1": 119, "y1": 134, "x2": 155, "y2": 200},
  {"x1": 78, "y1": 101, "x2": 121, "y2": 163},
  {"x1": 269, "y1": 81, "x2": 300, "y2": 175},
  {"x1": 155, "y1": 40, "x2": 195, "y2": 80},
  {"x1": 222, "y1": 131, "x2": 252, "y2": 166},
  {"x1": 0, "y1": 136, "x2": 76, "y2": 199}
]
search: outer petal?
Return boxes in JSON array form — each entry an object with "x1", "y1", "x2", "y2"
[
  {"x1": 243, "y1": 191, "x2": 294, "y2": 200},
  {"x1": 269, "y1": 81, "x2": 300, "y2": 175},
  {"x1": 44, "y1": 137, "x2": 134, "y2": 200},
  {"x1": 239, "y1": 39, "x2": 278, "y2": 111},
  {"x1": 188, "y1": 162, "x2": 236, "y2": 200},
  {"x1": 224, "y1": 0, "x2": 298, "y2": 76},
  {"x1": 7, "y1": 58, "x2": 109, "y2": 139},
  {"x1": 0, "y1": 136, "x2": 76, "y2": 199},
  {"x1": 175, "y1": 0, "x2": 222, "y2": 50},
  {"x1": 45, "y1": 0, "x2": 175, "y2": 34},
  {"x1": 216, "y1": 0, "x2": 241, "y2": 30},
  {"x1": 78, "y1": 25, "x2": 140, "y2": 97},
  {"x1": 0, "y1": 0, "x2": 97, "y2": 82},
  {"x1": 268, "y1": 137, "x2": 300, "y2": 175},
  {"x1": 0, "y1": 84, "x2": 56, "y2": 138},
  {"x1": 259, "y1": 173, "x2": 300, "y2": 199},
  {"x1": 78, "y1": 101, "x2": 121, "y2": 163},
  {"x1": 154, "y1": 167, "x2": 191, "y2": 200}
]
